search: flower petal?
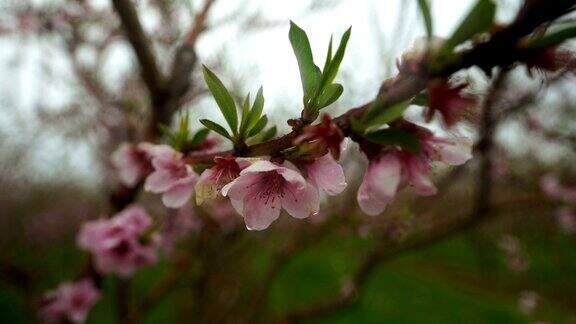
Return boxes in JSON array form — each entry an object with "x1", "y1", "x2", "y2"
[
  {"x1": 281, "y1": 181, "x2": 320, "y2": 219},
  {"x1": 144, "y1": 171, "x2": 175, "y2": 193},
  {"x1": 162, "y1": 183, "x2": 194, "y2": 208},
  {"x1": 357, "y1": 155, "x2": 401, "y2": 216},
  {"x1": 242, "y1": 192, "x2": 281, "y2": 230},
  {"x1": 307, "y1": 153, "x2": 347, "y2": 195},
  {"x1": 405, "y1": 155, "x2": 437, "y2": 196}
]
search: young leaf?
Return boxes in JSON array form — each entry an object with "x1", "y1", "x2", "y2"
[
  {"x1": 440, "y1": 0, "x2": 496, "y2": 55},
  {"x1": 289, "y1": 21, "x2": 320, "y2": 105},
  {"x1": 320, "y1": 27, "x2": 352, "y2": 90},
  {"x1": 248, "y1": 115, "x2": 268, "y2": 137},
  {"x1": 411, "y1": 92, "x2": 429, "y2": 106},
  {"x1": 191, "y1": 128, "x2": 210, "y2": 146},
  {"x1": 200, "y1": 119, "x2": 231, "y2": 140},
  {"x1": 361, "y1": 99, "x2": 411, "y2": 129},
  {"x1": 202, "y1": 66, "x2": 238, "y2": 134},
  {"x1": 239, "y1": 93, "x2": 251, "y2": 136},
  {"x1": 417, "y1": 0, "x2": 434, "y2": 39},
  {"x1": 260, "y1": 126, "x2": 277, "y2": 142},
  {"x1": 526, "y1": 25, "x2": 576, "y2": 49},
  {"x1": 364, "y1": 128, "x2": 421, "y2": 153},
  {"x1": 246, "y1": 87, "x2": 264, "y2": 133},
  {"x1": 317, "y1": 83, "x2": 344, "y2": 109},
  {"x1": 321, "y1": 35, "x2": 333, "y2": 78}
]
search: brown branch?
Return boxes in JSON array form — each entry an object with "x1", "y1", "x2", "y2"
[{"x1": 111, "y1": 0, "x2": 165, "y2": 101}]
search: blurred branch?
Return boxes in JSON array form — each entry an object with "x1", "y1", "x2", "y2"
[{"x1": 111, "y1": 0, "x2": 165, "y2": 102}]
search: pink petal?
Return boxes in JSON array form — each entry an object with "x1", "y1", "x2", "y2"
[
  {"x1": 239, "y1": 160, "x2": 281, "y2": 175},
  {"x1": 357, "y1": 155, "x2": 401, "y2": 216},
  {"x1": 221, "y1": 172, "x2": 261, "y2": 200},
  {"x1": 144, "y1": 171, "x2": 176, "y2": 193},
  {"x1": 242, "y1": 192, "x2": 281, "y2": 230},
  {"x1": 162, "y1": 182, "x2": 194, "y2": 208},
  {"x1": 405, "y1": 155, "x2": 437, "y2": 196},
  {"x1": 281, "y1": 181, "x2": 320, "y2": 219},
  {"x1": 434, "y1": 137, "x2": 472, "y2": 165},
  {"x1": 307, "y1": 153, "x2": 347, "y2": 195}
]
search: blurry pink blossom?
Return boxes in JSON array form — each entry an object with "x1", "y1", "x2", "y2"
[
  {"x1": 77, "y1": 205, "x2": 158, "y2": 277},
  {"x1": 358, "y1": 124, "x2": 472, "y2": 215},
  {"x1": 306, "y1": 153, "x2": 347, "y2": 196},
  {"x1": 159, "y1": 204, "x2": 202, "y2": 255},
  {"x1": 555, "y1": 207, "x2": 576, "y2": 233},
  {"x1": 111, "y1": 142, "x2": 172, "y2": 187},
  {"x1": 39, "y1": 279, "x2": 100, "y2": 324},
  {"x1": 357, "y1": 154, "x2": 402, "y2": 216},
  {"x1": 222, "y1": 160, "x2": 319, "y2": 230},
  {"x1": 426, "y1": 79, "x2": 477, "y2": 127},
  {"x1": 144, "y1": 146, "x2": 198, "y2": 208}
]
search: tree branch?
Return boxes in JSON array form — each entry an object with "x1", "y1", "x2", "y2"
[{"x1": 111, "y1": 0, "x2": 165, "y2": 101}]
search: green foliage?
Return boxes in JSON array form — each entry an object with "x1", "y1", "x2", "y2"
[
  {"x1": 440, "y1": 0, "x2": 496, "y2": 56},
  {"x1": 363, "y1": 128, "x2": 421, "y2": 153},
  {"x1": 289, "y1": 22, "x2": 351, "y2": 121},
  {"x1": 202, "y1": 67, "x2": 269, "y2": 146},
  {"x1": 356, "y1": 98, "x2": 411, "y2": 130},
  {"x1": 159, "y1": 112, "x2": 211, "y2": 151},
  {"x1": 200, "y1": 119, "x2": 231, "y2": 140},
  {"x1": 202, "y1": 66, "x2": 238, "y2": 136},
  {"x1": 417, "y1": 0, "x2": 434, "y2": 39},
  {"x1": 526, "y1": 24, "x2": 576, "y2": 49}
]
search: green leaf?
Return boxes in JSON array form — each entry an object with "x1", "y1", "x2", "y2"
[
  {"x1": 289, "y1": 21, "x2": 320, "y2": 106},
  {"x1": 526, "y1": 25, "x2": 576, "y2": 49},
  {"x1": 199, "y1": 119, "x2": 231, "y2": 140},
  {"x1": 320, "y1": 27, "x2": 351, "y2": 90},
  {"x1": 361, "y1": 99, "x2": 411, "y2": 128},
  {"x1": 239, "y1": 93, "x2": 251, "y2": 137},
  {"x1": 440, "y1": 0, "x2": 496, "y2": 55},
  {"x1": 248, "y1": 115, "x2": 268, "y2": 137},
  {"x1": 246, "y1": 87, "x2": 264, "y2": 133},
  {"x1": 191, "y1": 128, "x2": 210, "y2": 146},
  {"x1": 260, "y1": 126, "x2": 277, "y2": 142},
  {"x1": 411, "y1": 92, "x2": 429, "y2": 106},
  {"x1": 321, "y1": 35, "x2": 333, "y2": 79},
  {"x1": 317, "y1": 83, "x2": 344, "y2": 109},
  {"x1": 417, "y1": 0, "x2": 434, "y2": 39},
  {"x1": 202, "y1": 66, "x2": 238, "y2": 135},
  {"x1": 364, "y1": 128, "x2": 421, "y2": 153}
]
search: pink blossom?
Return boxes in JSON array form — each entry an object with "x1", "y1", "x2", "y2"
[
  {"x1": 77, "y1": 206, "x2": 158, "y2": 277},
  {"x1": 159, "y1": 204, "x2": 202, "y2": 255},
  {"x1": 555, "y1": 207, "x2": 576, "y2": 234},
  {"x1": 357, "y1": 154, "x2": 402, "y2": 216},
  {"x1": 426, "y1": 78, "x2": 477, "y2": 127},
  {"x1": 144, "y1": 146, "x2": 198, "y2": 208},
  {"x1": 306, "y1": 153, "x2": 347, "y2": 195},
  {"x1": 221, "y1": 160, "x2": 319, "y2": 230},
  {"x1": 195, "y1": 157, "x2": 247, "y2": 205},
  {"x1": 111, "y1": 142, "x2": 172, "y2": 187},
  {"x1": 357, "y1": 125, "x2": 472, "y2": 215},
  {"x1": 540, "y1": 175, "x2": 562, "y2": 199},
  {"x1": 39, "y1": 279, "x2": 100, "y2": 324}
]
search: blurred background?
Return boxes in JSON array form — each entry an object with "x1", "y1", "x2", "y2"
[{"x1": 1, "y1": 0, "x2": 576, "y2": 323}]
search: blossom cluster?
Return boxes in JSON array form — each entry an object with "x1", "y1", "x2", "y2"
[{"x1": 540, "y1": 175, "x2": 576, "y2": 233}]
